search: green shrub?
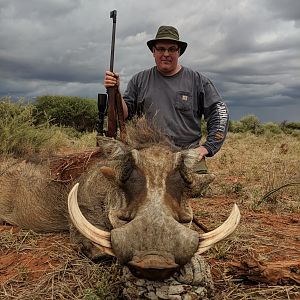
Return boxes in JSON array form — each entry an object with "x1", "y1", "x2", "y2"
[
  {"x1": 240, "y1": 114, "x2": 262, "y2": 134},
  {"x1": 34, "y1": 95, "x2": 98, "y2": 132},
  {"x1": 228, "y1": 120, "x2": 245, "y2": 133},
  {"x1": 280, "y1": 120, "x2": 300, "y2": 134},
  {"x1": 229, "y1": 116, "x2": 262, "y2": 134},
  {"x1": 228, "y1": 116, "x2": 298, "y2": 136},
  {"x1": 261, "y1": 122, "x2": 282, "y2": 135},
  {"x1": 0, "y1": 97, "x2": 96, "y2": 156},
  {"x1": 0, "y1": 98, "x2": 54, "y2": 156},
  {"x1": 287, "y1": 122, "x2": 300, "y2": 130}
]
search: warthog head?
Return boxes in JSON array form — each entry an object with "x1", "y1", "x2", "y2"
[{"x1": 68, "y1": 120, "x2": 240, "y2": 280}]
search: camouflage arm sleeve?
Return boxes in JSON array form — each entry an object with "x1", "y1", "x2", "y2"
[
  {"x1": 202, "y1": 102, "x2": 229, "y2": 156},
  {"x1": 199, "y1": 76, "x2": 229, "y2": 157}
]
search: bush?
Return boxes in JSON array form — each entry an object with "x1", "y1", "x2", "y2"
[
  {"x1": 261, "y1": 122, "x2": 282, "y2": 135},
  {"x1": 239, "y1": 115, "x2": 262, "y2": 134},
  {"x1": 0, "y1": 98, "x2": 55, "y2": 156},
  {"x1": 280, "y1": 121, "x2": 300, "y2": 134},
  {"x1": 228, "y1": 116, "x2": 299, "y2": 136},
  {"x1": 34, "y1": 95, "x2": 98, "y2": 132},
  {"x1": 228, "y1": 120, "x2": 245, "y2": 133},
  {"x1": 229, "y1": 116, "x2": 262, "y2": 134}
]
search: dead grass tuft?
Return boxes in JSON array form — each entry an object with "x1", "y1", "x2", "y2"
[{"x1": 0, "y1": 226, "x2": 123, "y2": 300}]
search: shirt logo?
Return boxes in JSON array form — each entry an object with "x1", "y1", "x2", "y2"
[{"x1": 181, "y1": 95, "x2": 188, "y2": 101}]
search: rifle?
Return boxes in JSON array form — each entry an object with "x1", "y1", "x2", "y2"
[{"x1": 96, "y1": 10, "x2": 126, "y2": 142}]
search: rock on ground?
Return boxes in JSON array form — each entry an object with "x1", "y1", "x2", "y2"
[{"x1": 122, "y1": 254, "x2": 214, "y2": 300}]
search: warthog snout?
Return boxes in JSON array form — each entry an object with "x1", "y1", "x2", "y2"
[
  {"x1": 127, "y1": 252, "x2": 180, "y2": 280},
  {"x1": 110, "y1": 212, "x2": 200, "y2": 280}
]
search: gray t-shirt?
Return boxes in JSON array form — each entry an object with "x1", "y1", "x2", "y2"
[{"x1": 123, "y1": 66, "x2": 228, "y2": 156}]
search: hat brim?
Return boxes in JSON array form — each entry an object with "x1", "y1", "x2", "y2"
[{"x1": 147, "y1": 38, "x2": 187, "y2": 56}]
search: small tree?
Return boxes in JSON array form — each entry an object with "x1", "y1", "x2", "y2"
[{"x1": 240, "y1": 115, "x2": 261, "y2": 134}]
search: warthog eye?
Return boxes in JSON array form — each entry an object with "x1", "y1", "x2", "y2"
[
  {"x1": 166, "y1": 170, "x2": 190, "y2": 201},
  {"x1": 121, "y1": 168, "x2": 146, "y2": 203}
]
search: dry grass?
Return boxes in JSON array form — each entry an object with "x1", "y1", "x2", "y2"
[
  {"x1": 209, "y1": 132, "x2": 300, "y2": 212},
  {"x1": 0, "y1": 228, "x2": 123, "y2": 300},
  {"x1": 1, "y1": 131, "x2": 300, "y2": 299}
]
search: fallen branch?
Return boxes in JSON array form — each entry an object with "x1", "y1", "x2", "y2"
[
  {"x1": 257, "y1": 182, "x2": 300, "y2": 206},
  {"x1": 227, "y1": 256, "x2": 300, "y2": 285}
]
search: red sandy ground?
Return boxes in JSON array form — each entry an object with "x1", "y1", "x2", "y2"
[
  {"x1": 191, "y1": 196, "x2": 300, "y2": 287},
  {"x1": 0, "y1": 174, "x2": 299, "y2": 298},
  {"x1": 0, "y1": 227, "x2": 66, "y2": 282}
]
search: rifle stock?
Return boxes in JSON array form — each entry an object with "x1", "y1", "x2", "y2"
[{"x1": 107, "y1": 87, "x2": 118, "y2": 138}]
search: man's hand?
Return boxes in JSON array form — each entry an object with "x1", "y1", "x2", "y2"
[
  {"x1": 197, "y1": 146, "x2": 209, "y2": 160},
  {"x1": 104, "y1": 71, "x2": 120, "y2": 88},
  {"x1": 103, "y1": 70, "x2": 129, "y2": 119}
]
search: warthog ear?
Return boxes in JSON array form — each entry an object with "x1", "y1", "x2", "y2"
[
  {"x1": 181, "y1": 148, "x2": 200, "y2": 171},
  {"x1": 96, "y1": 136, "x2": 128, "y2": 159},
  {"x1": 176, "y1": 149, "x2": 199, "y2": 184},
  {"x1": 179, "y1": 149, "x2": 215, "y2": 197},
  {"x1": 173, "y1": 151, "x2": 192, "y2": 184}
]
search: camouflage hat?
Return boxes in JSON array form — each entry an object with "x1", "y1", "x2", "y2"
[{"x1": 147, "y1": 25, "x2": 188, "y2": 56}]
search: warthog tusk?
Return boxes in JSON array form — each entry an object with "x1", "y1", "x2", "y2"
[
  {"x1": 91, "y1": 242, "x2": 115, "y2": 257},
  {"x1": 68, "y1": 183, "x2": 115, "y2": 256},
  {"x1": 197, "y1": 204, "x2": 241, "y2": 254}
]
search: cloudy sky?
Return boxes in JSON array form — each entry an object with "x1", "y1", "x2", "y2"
[{"x1": 0, "y1": 0, "x2": 299, "y2": 122}]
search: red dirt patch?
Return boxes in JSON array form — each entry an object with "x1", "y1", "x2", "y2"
[
  {"x1": 191, "y1": 196, "x2": 300, "y2": 287},
  {"x1": 0, "y1": 226, "x2": 69, "y2": 283}
]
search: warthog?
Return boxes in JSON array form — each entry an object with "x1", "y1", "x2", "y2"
[{"x1": 0, "y1": 119, "x2": 240, "y2": 280}]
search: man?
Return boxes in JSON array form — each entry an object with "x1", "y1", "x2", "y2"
[{"x1": 104, "y1": 25, "x2": 229, "y2": 173}]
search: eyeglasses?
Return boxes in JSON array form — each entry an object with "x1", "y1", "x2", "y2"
[{"x1": 154, "y1": 46, "x2": 179, "y2": 54}]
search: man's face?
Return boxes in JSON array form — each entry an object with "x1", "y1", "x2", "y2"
[{"x1": 153, "y1": 40, "x2": 180, "y2": 76}]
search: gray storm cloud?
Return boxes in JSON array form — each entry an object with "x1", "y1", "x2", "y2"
[{"x1": 0, "y1": 0, "x2": 299, "y2": 121}]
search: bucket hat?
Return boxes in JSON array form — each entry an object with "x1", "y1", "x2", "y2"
[{"x1": 147, "y1": 26, "x2": 187, "y2": 56}]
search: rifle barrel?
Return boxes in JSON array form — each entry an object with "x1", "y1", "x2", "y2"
[{"x1": 109, "y1": 10, "x2": 117, "y2": 72}]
